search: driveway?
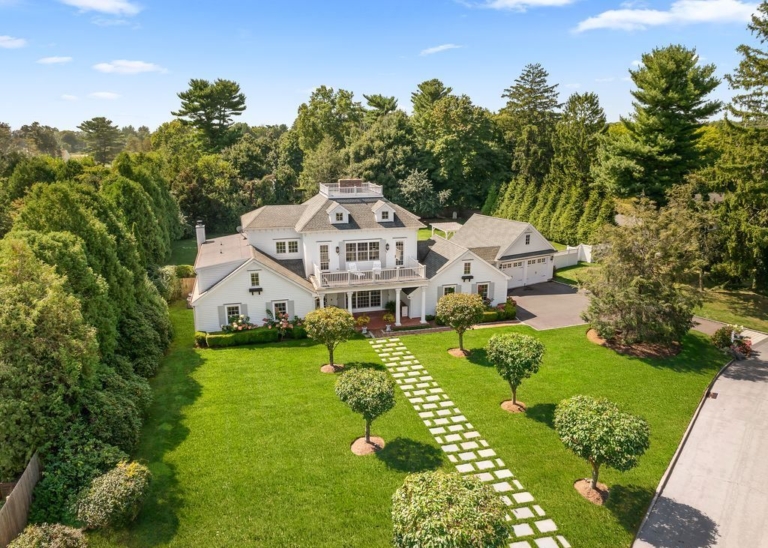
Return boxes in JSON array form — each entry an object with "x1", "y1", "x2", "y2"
[
  {"x1": 508, "y1": 282, "x2": 589, "y2": 330},
  {"x1": 634, "y1": 340, "x2": 768, "y2": 548}
]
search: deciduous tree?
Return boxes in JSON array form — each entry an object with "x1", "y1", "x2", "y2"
[
  {"x1": 486, "y1": 333, "x2": 545, "y2": 407},
  {"x1": 304, "y1": 307, "x2": 356, "y2": 369},
  {"x1": 335, "y1": 368, "x2": 395, "y2": 444},
  {"x1": 436, "y1": 293, "x2": 485, "y2": 353}
]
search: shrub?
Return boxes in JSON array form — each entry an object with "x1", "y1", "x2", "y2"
[
  {"x1": 385, "y1": 300, "x2": 397, "y2": 314},
  {"x1": 174, "y1": 264, "x2": 196, "y2": 278},
  {"x1": 305, "y1": 307, "x2": 356, "y2": 368},
  {"x1": 205, "y1": 328, "x2": 280, "y2": 348},
  {"x1": 75, "y1": 461, "x2": 151, "y2": 529},
  {"x1": 554, "y1": 395, "x2": 650, "y2": 490},
  {"x1": 150, "y1": 265, "x2": 182, "y2": 302},
  {"x1": 425, "y1": 314, "x2": 436, "y2": 322},
  {"x1": 8, "y1": 523, "x2": 86, "y2": 548},
  {"x1": 481, "y1": 310, "x2": 500, "y2": 323},
  {"x1": 436, "y1": 293, "x2": 485, "y2": 352},
  {"x1": 291, "y1": 326, "x2": 308, "y2": 339},
  {"x1": 30, "y1": 422, "x2": 127, "y2": 524},
  {"x1": 486, "y1": 333, "x2": 545, "y2": 406},
  {"x1": 392, "y1": 471, "x2": 508, "y2": 547},
  {"x1": 335, "y1": 368, "x2": 396, "y2": 443},
  {"x1": 194, "y1": 331, "x2": 207, "y2": 347}
]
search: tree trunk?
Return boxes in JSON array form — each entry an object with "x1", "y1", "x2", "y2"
[
  {"x1": 365, "y1": 419, "x2": 371, "y2": 443},
  {"x1": 590, "y1": 460, "x2": 600, "y2": 490},
  {"x1": 510, "y1": 382, "x2": 517, "y2": 405},
  {"x1": 458, "y1": 330, "x2": 464, "y2": 352},
  {"x1": 328, "y1": 345, "x2": 334, "y2": 368}
]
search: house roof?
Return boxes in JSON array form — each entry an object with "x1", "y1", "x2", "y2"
[
  {"x1": 418, "y1": 236, "x2": 470, "y2": 279},
  {"x1": 499, "y1": 249, "x2": 556, "y2": 261},
  {"x1": 450, "y1": 214, "x2": 555, "y2": 260},
  {"x1": 240, "y1": 194, "x2": 425, "y2": 234},
  {"x1": 249, "y1": 248, "x2": 314, "y2": 292}
]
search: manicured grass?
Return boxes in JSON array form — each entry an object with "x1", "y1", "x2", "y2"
[
  {"x1": 90, "y1": 303, "x2": 444, "y2": 548},
  {"x1": 417, "y1": 227, "x2": 432, "y2": 240},
  {"x1": 555, "y1": 262, "x2": 768, "y2": 332},
  {"x1": 404, "y1": 326, "x2": 726, "y2": 548},
  {"x1": 551, "y1": 241, "x2": 567, "y2": 251},
  {"x1": 168, "y1": 238, "x2": 198, "y2": 266},
  {"x1": 92, "y1": 303, "x2": 725, "y2": 547}
]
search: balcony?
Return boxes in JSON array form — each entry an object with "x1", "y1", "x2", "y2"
[
  {"x1": 319, "y1": 180, "x2": 383, "y2": 199},
  {"x1": 312, "y1": 257, "x2": 426, "y2": 289}
]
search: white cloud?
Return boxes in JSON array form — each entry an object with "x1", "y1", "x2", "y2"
[
  {"x1": 59, "y1": 0, "x2": 141, "y2": 15},
  {"x1": 576, "y1": 0, "x2": 757, "y2": 32},
  {"x1": 420, "y1": 43, "x2": 462, "y2": 56},
  {"x1": 479, "y1": 0, "x2": 575, "y2": 10},
  {"x1": 38, "y1": 56, "x2": 73, "y2": 64},
  {"x1": 93, "y1": 59, "x2": 166, "y2": 74},
  {"x1": 61, "y1": 94, "x2": 78, "y2": 101},
  {"x1": 91, "y1": 16, "x2": 129, "y2": 26},
  {"x1": 0, "y1": 35, "x2": 26, "y2": 48},
  {"x1": 89, "y1": 91, "x2": 120, "y2": 99},
  {"x1": 631, "y1": 59, "x2": 641, "y2": 66}
]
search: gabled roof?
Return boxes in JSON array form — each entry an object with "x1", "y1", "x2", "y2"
[
  {"x1": 450, "y1": 214, "x2": 555, "y2": 260},
  {"x1": 241, "y1": 204, "x2": 308, "y2": 230},
  {"x1": 371, "y1": 200, "x2": 392, "y2": 212},
  {"x1": 418, "y1": 236, "x2": 471, "y2": 279}
]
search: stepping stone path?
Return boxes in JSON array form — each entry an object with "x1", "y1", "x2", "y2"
[{"x1": 370, "y1": 338, "x2": 571, "y2": 548}]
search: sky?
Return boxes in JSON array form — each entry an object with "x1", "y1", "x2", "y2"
[{"x1": 0, "y1": 0, "x2": 761, "y2": 130}]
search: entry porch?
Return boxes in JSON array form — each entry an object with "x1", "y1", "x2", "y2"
[{"x1": 317, "y1": 284, "x2": 428, "y2": 326}]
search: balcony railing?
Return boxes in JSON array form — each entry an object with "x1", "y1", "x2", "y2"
[
  {"x1": 313, "y1": 257, "x2": 426, "y2": 288},
  {"x1": 319, "y1": 181, "x2": 383, "y2": 199}
]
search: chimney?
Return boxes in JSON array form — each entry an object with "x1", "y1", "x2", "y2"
[{"x1": 195, "y1": 221, "x2": 206, "y2": 249}]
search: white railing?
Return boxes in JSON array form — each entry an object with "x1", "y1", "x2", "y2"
[
  {"x1": 313, "y1": 257, "x2": 425, "y2": 288},
  {"x1": 319, "y1": 182, "x2": 383, "y2": 198}
]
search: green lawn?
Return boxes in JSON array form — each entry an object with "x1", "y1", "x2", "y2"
[
  {"x1": 92, "y1": 303, "x2": 725, "y2": 547},
  {"x1": 168, "y1": 238, "x2": 198, "y2": 266},
  {"x1": 554, "y1": 261, "x2": 601, "y2": 287},
  {"x1": 418, "y1": 227, "x2": 432, "y2": 240}
]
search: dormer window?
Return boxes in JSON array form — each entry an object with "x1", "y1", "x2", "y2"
[
  {"x1": 328, "y1": 203, "x2": 349, "y2": 224},
  {"x1": 382, "y1": 211, "x2": 389, "y2": 220},
  {"x1": 336, "y1": 212, "x2": 344, "y2": 222}
]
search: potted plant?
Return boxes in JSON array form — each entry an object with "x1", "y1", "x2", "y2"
[
  {"x1": 356, "y1": 314, "x2": 371, "y2": 334},
  {"x1": 383, "y1": 312, "x2": 395, "y2": 332}
]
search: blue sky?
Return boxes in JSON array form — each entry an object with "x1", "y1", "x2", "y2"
[{"x1": 0, "y1": 0, "x2": 759, "y2": 130}]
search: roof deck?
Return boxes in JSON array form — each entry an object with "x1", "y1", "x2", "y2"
[{"x1": 319, "y1": 179, "x2": 383, "y2": 199}]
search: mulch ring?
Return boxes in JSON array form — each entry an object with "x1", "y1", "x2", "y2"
[
  {"x1": 574, "y1": 479, "x2": 610, "y2": 505},
  {"x1": 501, "y1": 400, "x2": 526, "y2": 413},
  {"x1": 586, "y1": 329, "x2": 680, "y2": 359},
  {"x1": 320, "y1": 363, "x2": 345, "y2": 374},
  {"x1": 350, "y1": 436, "x2": 385, "y2": 455},
  {"x1": 448, "y1": 348, "x2": 470, "y2": 358}
]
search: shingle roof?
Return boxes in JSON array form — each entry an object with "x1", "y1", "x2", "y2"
[
  {"x1": 419, "y1": 236, "x2": 470, "y2": 279},
  {"x1": 450, "y1": 214, "x2": 554, "y2": 260},
  {"x1": 249, "y1": 247, "x2": 314, "y2": 292},
  {"x1": 240, "y1": 195, "x2": 424, "y2": 233},
  {"x1": 469, "y1": 246, "x2": 500, "y2": 263},
  {"x1": 194, "y1": 234, "x2": 252, "y2": 269}
]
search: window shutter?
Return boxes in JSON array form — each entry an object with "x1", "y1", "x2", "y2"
[
  {"x1": 339, "y1": 241, "x2": 345, "y2": 269},
  {"x1": 471, "y1": 283, "x2": 477, "y2": 295},
  {"x1": 241, "y1": 303, "x2": 249, "y2": 321},
  {"x1": 266, "y1": 301, "x2": 273, "y2": 318},
  {"x1": 488, "y1": 282, "x2": 495, "y2": 302},
  {"x1": 218, "y1": 306, "x2": 226, "y2": 328},
  {"x1": 380, "y1": 238, "x2": 386, "y2": 266},
  {"x1": 437, "y1": 286, "x2": 443, "y2": 302},
  {"x1": 287, "y1": 301, "x2": 295, "y2": 319}
]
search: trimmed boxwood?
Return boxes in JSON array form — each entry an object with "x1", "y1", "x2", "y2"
[
  {"x1": 481, "y1": 310, "x2": 501, "y2": 323},
  {"x1": 204, "y1": 325, "x2": 307, "y2": 348}
]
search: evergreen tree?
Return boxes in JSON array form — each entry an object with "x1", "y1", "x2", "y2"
[
  {"x1": 363, "y1": 94, "x2": 399, "y2": 124},
  {"x1": 78, "y1": 117, "x2": 123, "y2": 164},
  {"x1": 411, "y1": 79, "x2": 453, "y2": 116},
  {"x1": 294, "y1": 86, "x2": 364, "y2": 152},
  {"x1": 594, "y1": 45, "x2": 721, "y2": 205}
]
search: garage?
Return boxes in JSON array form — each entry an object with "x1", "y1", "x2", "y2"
[{"x1": 526, "y1": 257, "x2": 550, "y2": 285}]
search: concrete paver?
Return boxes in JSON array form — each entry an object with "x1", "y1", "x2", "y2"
[{"x1": 508, "y1": 282, "x2": 589, "y2": 330}]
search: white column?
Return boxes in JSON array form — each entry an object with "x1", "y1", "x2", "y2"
[
  {"x1": 319, "y1": 294, "x2": 325, "y2": 308},
  {"x1": 395, "y1": 287, "x2": 402, "y2": 326},
  {"x1": 347, "y1": 291, "x2": 354, "y2": 315},
  {"x1": 420, "y1": 286, "x2": 427, "y2": 324}
]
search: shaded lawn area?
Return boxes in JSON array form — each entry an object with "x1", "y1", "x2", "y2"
[
  {"x1": 554, "y1": 261, "x2": 600, "y2": 287},
  {"x1": 90, "y1": 303, "x2": 444, "y2": 548},
  {"x1": 168, "y1": 233, "x2": 227, "y2": 266},
  {"x1": 404, "y1": 326, "x2": 726, "y2": 548}
]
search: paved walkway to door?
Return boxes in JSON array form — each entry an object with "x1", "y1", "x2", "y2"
[
  {"x1": 634, "y1": 339, "x2": 768, "y2": 548},
  {"x1": 369, "y1": 337, "x2": 570, "y2": 548},
  {"x1": 508, "y1": 282, "x2": 589, "y2": 331}
]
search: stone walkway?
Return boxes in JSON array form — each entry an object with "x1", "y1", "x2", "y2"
[{"x1": 369, "y1": 337, "x2": 570, "y2": 548}]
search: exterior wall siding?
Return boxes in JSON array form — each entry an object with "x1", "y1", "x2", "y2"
[{"x1": 196, "y1": 260, "x2": 247, "y2": 293}]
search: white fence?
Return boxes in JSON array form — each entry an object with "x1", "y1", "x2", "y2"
[{"x1": 553, "y1": 244, "x2": 593, "y2": 269}]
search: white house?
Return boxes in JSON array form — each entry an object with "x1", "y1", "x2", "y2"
[{"x1": 190, "y1": 180, "x2": 556, "y2": 333}]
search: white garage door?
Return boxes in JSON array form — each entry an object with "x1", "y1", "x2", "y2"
[
  {"x1": 504, "y1": 261, "x2": 525, "y2": 289},
  {"x1": 525, "y1": 258, "x2": 549, "y2": 285}
]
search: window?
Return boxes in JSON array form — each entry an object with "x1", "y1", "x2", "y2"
[
  {"x1": 514, "y1": 261, "x2": 523, "y2": 268},
  {"x1": 276, "y1": 241, "x2": 286, "y2": 254},
  {"x1": 463, "y1": 262, "x2": 471, "y2": 275},
  {"x1": 250, "y1": 272, "x2": 260, "y2": 287},
  {"x1": 346, "y1": 241, "x2": 380, "y2": 262},
  {"x1": 336, "y1": 212, "x2": 344, "y2": 222},
  {"x1": 352, "y1": 290, "x2": 381, "y2": 309},
  {"x1": 319, "y1": 244, "x2": 330, "y2": 271},
  {"x1": 538, "y1": 258, "x2": 546, "y2": 264},
  {"x1": 381, "y1": 211, "x2": 389, "y2": 220},
  {"x1": 395, "y1": 241, "x2": 404, "y2": 266},
  {"x1": 226, "y1": 304, "x2": 240, "y2": 322},
  {"x1": 477, "y1": 283, "x2": 489, "y2": 299},
  {"x1": 528, "y1": 259, "x2": 536, "y2": 265},
  {"x1": 443, "y1": 285, "x2": 456, "y2": 296},
  {"x1": 273, "y1": 301, "x2": 287, "y2": 317},
  {"x1": 500, "y1": 262, "x2": 511, "y2": 270},
  {"x1": 525, "y1": 234, "x2": 531, "y2": 245},
  {"x1": 288, "y1": 240, "x2": 299, "y2": 253}
]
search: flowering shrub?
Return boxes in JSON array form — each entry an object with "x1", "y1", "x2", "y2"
[
  {"x1": 75, "y1": 461, "x2": 151, "y2": 530},
  {"x1": 263, "y1": 310, "x2": 304, "y2": 341},
  {"x1": 711, "y1": 324, "x2": 752, "y2": 357},
  {"x1": 221, "y1": 314, "x2": 258, "y2": 333},
  {"x1": 9, "y1": 523, "x2": 86, "y2": 548},
  {"x1": 355, "y1": 315, "x2": 371, "y2": 329}
]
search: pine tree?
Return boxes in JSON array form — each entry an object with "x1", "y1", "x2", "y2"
[
  {"x1": 78, "y1": 117, "x2": 123, "y2": 164},
  {"x1": 411, "y1": 79, "x2": 453, "y2": 117}
]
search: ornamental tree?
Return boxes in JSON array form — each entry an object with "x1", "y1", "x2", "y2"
[
  {"x1": 304, "y1": 307, "x2": 356, "y2": 369},
  {"x1": 554, "y1": 395, "x2": 650, "y2": 490},
  {"x1": 392, "y1": 471, "x2": 508, "y2": 548},
  {"x1": 335, "y1": 368, "x2": 396, "y2": 444},
  {"x1": 436, "y1": 293, "x2": 485, "y2": 353},
  {"x1": 486, "y1": 333, "x2": 545, "y2": 406}
]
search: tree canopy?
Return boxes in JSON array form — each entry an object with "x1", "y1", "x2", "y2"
[
  {"x1": 173, "y1": 78, "x2": 247, "y2": 151},
  {"x1": 335, "y1": 368, "x2": 396, "y2": 443}
]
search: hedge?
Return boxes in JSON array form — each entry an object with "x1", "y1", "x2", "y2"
[
  {"x1": 175, "y1": 264, "x2": 196, "y2": 278},
  {"x1": 204, "y1": 326, "x2": 308, "y2": 348}
]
